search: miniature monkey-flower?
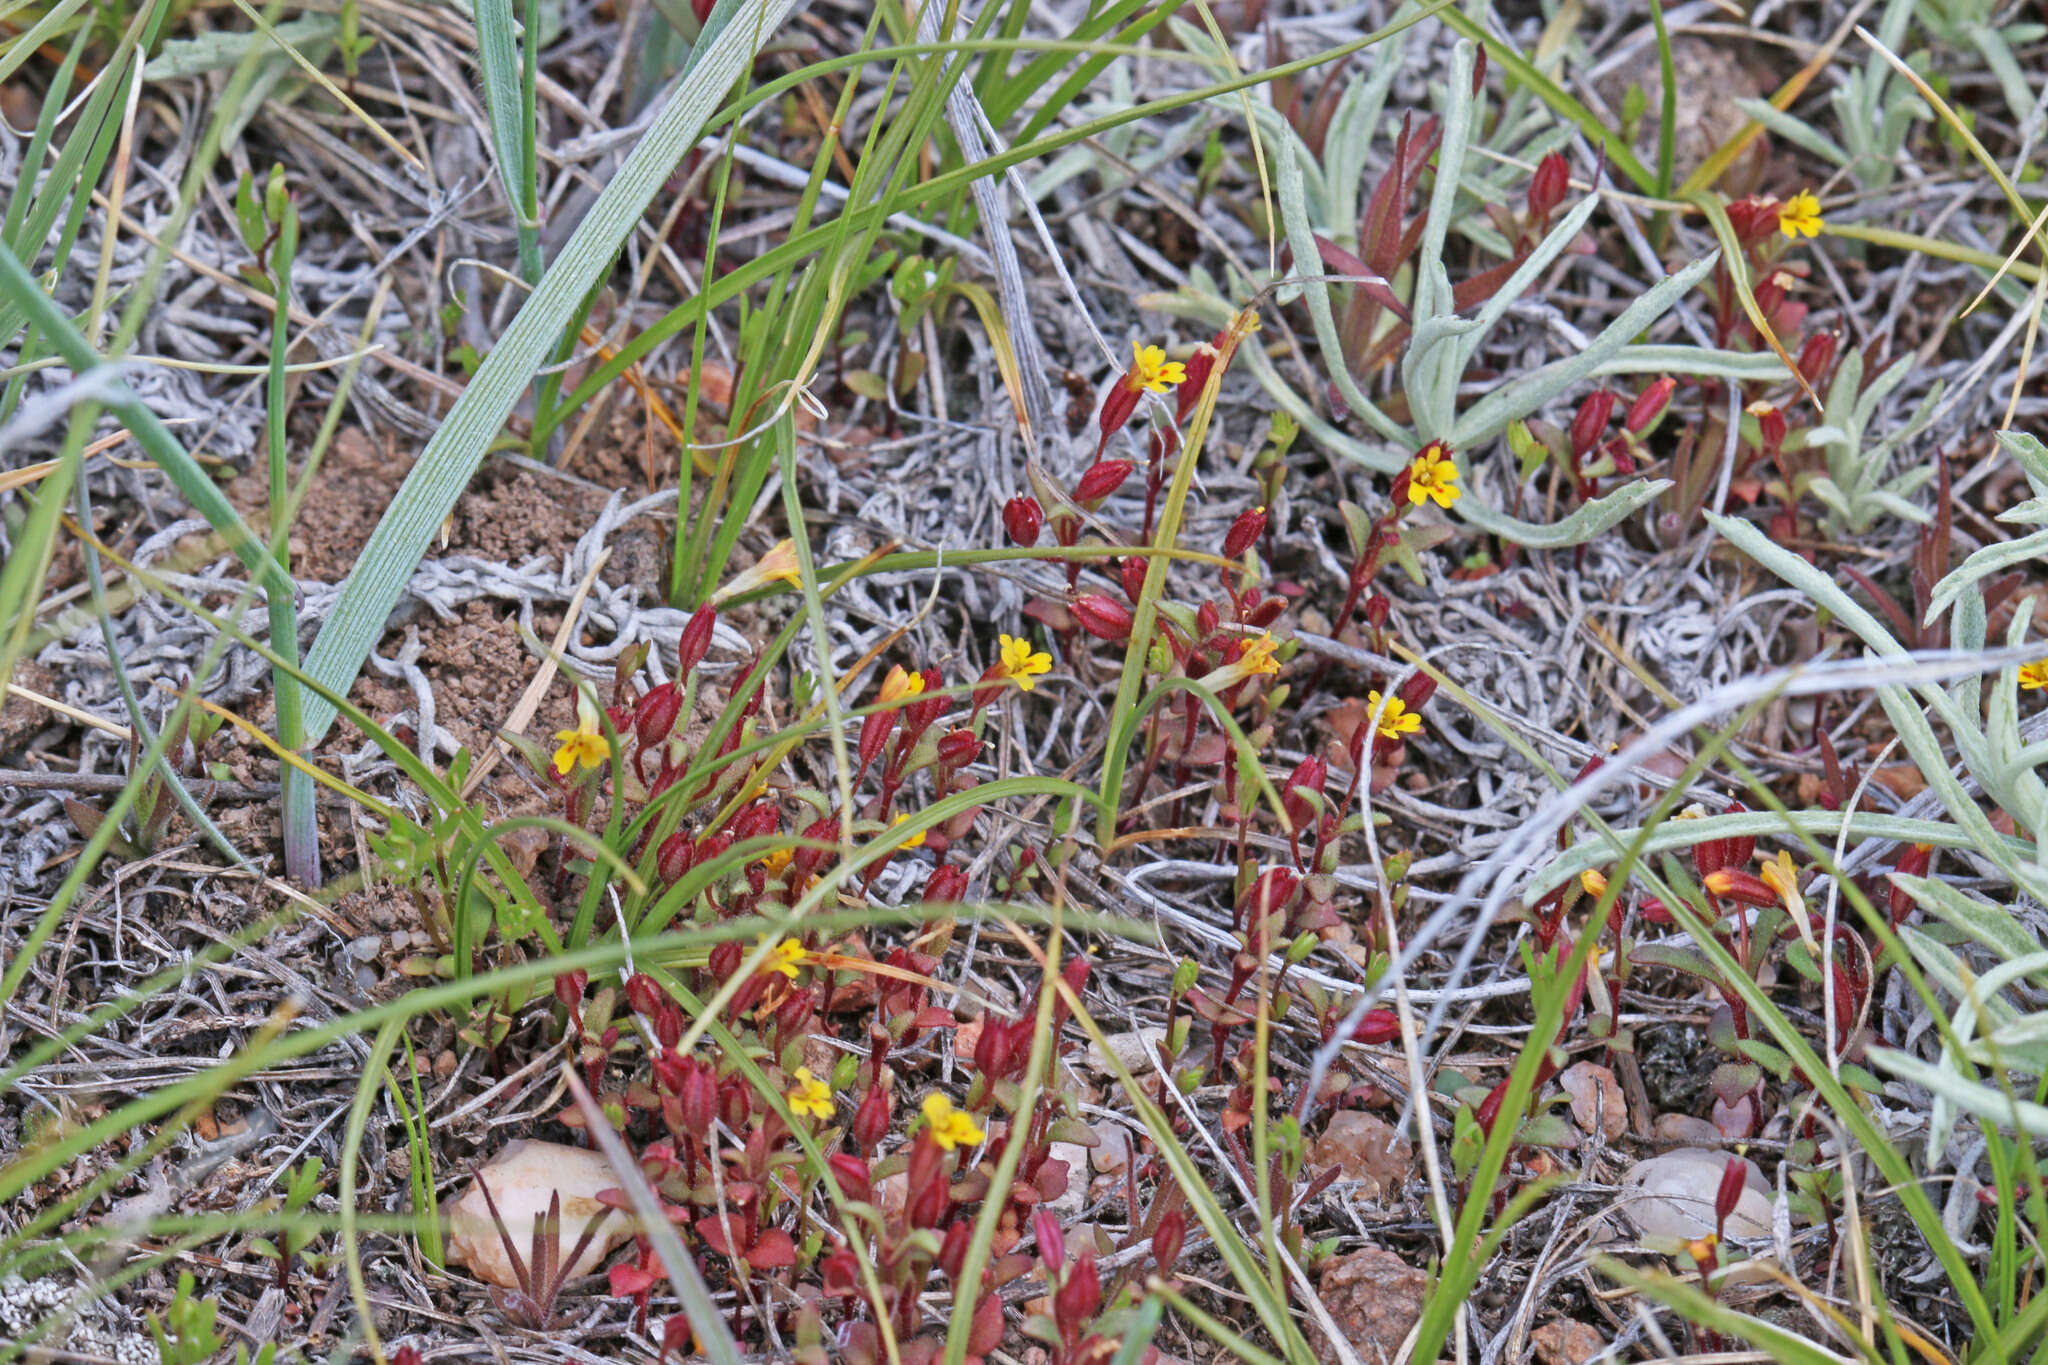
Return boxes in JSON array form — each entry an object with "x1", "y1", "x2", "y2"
[
  {"x1": 766, "y1": 938, "x2": 806, "y2": 980},
  {"x1": 1406, "y1": 442, "x2": 1461, "y2": 509},
  {"x1": 1366, "y1": 689, "x2": 1422, "y2": 740},
  {"x1": 1125, "y1": 341, "x2": 1186, "y2": 396},
  {"x1": 2020, "y1": 659, "x2": 2048, "y2": 691},
  {"x1": 712, "y1": 538, "x2": 803, "y2": 603},
  {"x1": 996, "y1": 634, "x2": 1053, "y2": 691},
  {"x1": 786, "y1": 1067, "x2": 833, "y2": 1121},
  {"x1": 552, "y1": 695, "x2": 608, "y2": 775},
  {"x1": 1779, "y1": 190, "x2": 1824, "y2": 239},
  {"x1": 921, "y1": 1093, "x2": 985, "y2": 1151}
]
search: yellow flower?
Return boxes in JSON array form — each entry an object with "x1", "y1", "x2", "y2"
[
  {"x1": 1238, "y1": 634, "x2": 1281, "y2": 676},
  {"x1": 765, "y1": 937, "x2": 806, "y2": 980},
  {"x1": 1580, "y1": 868, "x2": 1609, "y2": 898},
  {"x1": 879, "y1": 665, "x2": 924, "y2": 706},
  {"x1": 997, "y1": 634, "x2": 1053, "y2": 691},
  {"x1": 1126, "y1": 341, "x2": 1187, "y2": 396},
  {"x1": 712, "y1": 538, "x2": 803, "y2": 603},
  {"x1": 920, "y1": 1093, "x2": 985, "y2": 1152},
  {"x1": 2020, "y1": 659, "x2": 2048, "y2": 691},
  {"x1": 1758, "y1": 848, "x2": 1814, "y2": 950},
  {"x1": 892, "y1": 814, "x2": 926, "y2": 850},
  {"x1": 1406, "y1": 442, "x2": 1460, "y2": 509},
  {"x1": 761, "y1": 846, "x2": 795, "y2": 877},
  {"x1": 786, "y1": 1067, "x2": 833, "y2": 1121},
  {"x1": 1779, "y1": 190, "x2": 1824, "y2": 239},
  {"x1": 1366, "y1": 690, "x2": 1422, "y2": 740},
  {"x1": 552, "y1": 696, "x2": 608, "y2": 776}
]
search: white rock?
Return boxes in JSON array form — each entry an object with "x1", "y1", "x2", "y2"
[
  {"x1": 445, "y1": 1140, "x2": 632, "y2": 1288},
  {"x1": 1084, "y1": 1028, "x2": 1166, "y2": 1076},
  {"x1": 1619, "y1": 1148, "x2": 1772, "y2": 1242}
]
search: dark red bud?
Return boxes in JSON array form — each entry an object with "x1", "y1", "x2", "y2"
[
  {"x1": 1120, "y1": 555, "x2": 1148, "y2": 603},
  {"x1": 1152, "y1": 1210, "x2": 1186, "y2": 1274},
  {"x1": 1570, "y1": 389, "x2": 1617, "y2": 458},
  {"x1": 1715, "y1": 1156, "x2": 1747, "y2": 1234},
  {"x1": 924, "y1": 864, "x2": 969, "y2": 903},
  {"x1": 1799, "y1": 330, "x2": 1838, "y2": 387},
  {"x1": 935, "y1": 728, "x2": 981, "y2": 769},
  {"x1": 1349, "y1": 1008, "x2": 1401, "y2": 1044},
  {"x1": 859, "y1": 707, "x2": 897, "y2": 771},
  {"x1": 1074, "y1": 459, "x2": 1135, "y2": 506},
  {"x1": 554, "y1": 969, "x2": 587, "y2": 1011},
  {"x1": 1282, "y1": 755, "x2": 1326, "y2": 828},
  {"x1": 1097, "y1": 382, "x2": 1141, "y2": 448},
  {"x1": 1528, "y1": 152, "x2": 1570, "y2": 222},
  {"x1": 1397, "y1": 671, "x2": 1437, "y2": 709},
  {"x1": 1890, "y1": 844, "x2": 1932, "y2": 926},
  {"x1": 1196, "y1": 600, "x2": 1220, "y2": 639},
  {"x1": 1365, "y1": 593, "x2": 1391, "y2": 630},
  {"x1": 678, "y1": 605, "x2": 717, "y2": 676},
  {"x1": 1032, "y1": 1208, "x2": 1066, "y2": 1273},
  {"x1": 1238, "y1": 867, "x2": 1299, "y2": 919},
  {"x1": 937, "y1": 1219, "x2": 974, "y2": 1282},
  {"x1": 1223, "y1": 505, "x2": 1268, "y2": 559},
  {"x1": 625, "y1": 973, "x2": 664, "y2": 1020},
  {"x1": 1625, "y1": 376, "x2": 1676, "y2": 435},
  {"x1": 1756, "y1": 404, "x2": 1788, "y2": 450},
  {"x1": 1177, "y1": 342, "x2": 1220, "y2": 423},
  {"x1": 690, "y1": 0, "x2": 713, "y2": 22},
  {"x1": 828, "y1": 1153, "x2": 872, "y2": 1205},
  {"x1": 974, "y1": 1015, "x2": 1015, "y2": 1078},
  {"x1": 852, "y1": 1085, "x2": 891, "y2": 1152},
  {"x1": 634, "y1": 681, "x2": 684, "y2": 748},
  {"x1": 1003, "y1": 495, "x2": 1045, "y2": 547},
  {"x1": 1072, "y1": 594, "x2": 1134, "y2": 641},
  {"x1": 1056, "y1": 1253, "x2": 1102, "y2": 1325},
  {"x1": 678, "y1": 1059, "x2": 717, "y2": 1133}
]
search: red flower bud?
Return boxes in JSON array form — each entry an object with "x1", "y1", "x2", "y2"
[
  {"x1": 1798, "y1": 329, "x2": 1837, "y2": 387},
  {"x1": 731, "y1": 799, "x2": 778, "y2": 844},
  {"x1": 634, "y1": 681, "x2": 684, "y2": 748},
  {"x1": 924, "y1": 864, "x2": 969, "y2": 903},
  {"x1": 974, "y1": 1014, "x2": 1015, "y2": 1078},
  {"x1": 1003, "y1": 494, "x2": 1045, "y2": 547},
  {"x1": 1715, "y1": 1156, "x2": 1747, "y2": 1236},
  {"x1": 625, "y1": 973, "x2": 665, "y2": 1020},
  {"x1": 1570, "y1": 389, "x2": 1617, "y2": 458},
  {"x1": 1120, "y1": 556, "x2": 1148, "y2": 603},
  {"x1": 1152, "y1": 1210, "x2": 1186, "y2": 1274},
  {"x1": 1625, "y1": 376, "x2": 1676, "y2": 435},
  {"x1": 935, "y1": 728, "x2": 981, "y2": 769},
  {"x1": 1237, "y1": 867, "x2": 1299, "y2": 921},
  {"x1": 1223, "y1": 505, "x2": 1268, "y2": 559},
  {"x1": 852, "y1": 1084, "x2": 891, "y2": 1152},
  {"x1": 1032, "y1": 1208, "x2": 1066, "y2": 1273},
  {"x1": 678, "y1": 1057, "x2": 717, "y2": 1133},
  {"x1": 1056, "y1": 1253, "x2": 1102, "y2": 1325},
  {"x1": 1196, "y1": 600, "x2": 1219, "y2": 640},
  {"x1": 1349, "y1": 1008, "x2": 1401, "y2": 1044},
  {"x1": 1889, "y1": 843, "x2": 1932, "y2": 927},
  {"x1": 858, "y1": 706, "x2": 897, "y2": 773},
  {"x1": 1096, "y1": 383, "x2": 1141, "y2": 453},
  {"x1": 1397, "y1": 671, "x2": 1437, "y2": 709},
  {"x1": 678, "y1": 605, "x2": 717, "y2": 676},
  {"x1": 1365, "y1": 593, "x2": 1391, "y2": 630},
  {"x1": 820, "y1": 1247, "x2": 861, "y2": 1297},
  {"x1": 1755, "y1": 404, "x2": 1788, "y2": 450},
  {"x1": 1072, "y1": 594, "x2": 1134, "y2": 640},
  {"x1": 937, "y1": 1219, "x2": 974, "y2": 1282},
  {"x1": 1074, "y1": 459, "x2": 1134, "y2": 506},
  {"x1": 1528, "y1": 151, "x2": 1570, "y2": 224},
  {"x1": 554, "y1": 969, "x2": 587, "y2": 1012},
  {"x1": 1282, "y1": 755, "x2": 1326, "y2": 829},
  {"x1": 904, "y1": 671, "x2": 947, "y2": 741},
  {"x1": 828, "y1": 1153, "x2": 872, "y2": 1205},
  {"x1": 1177, "y1": 340, "x2": 1221, "y2": 424},
  {"x1": 1704, "y1": 868, "x2": 1777, "y2": 907}
]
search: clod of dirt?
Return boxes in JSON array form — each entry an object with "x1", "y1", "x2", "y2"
[
  {"x1": 1309, "y1": 1247, "x2": 1430, "y2": 1364},
  {"x1": 1310, "y1": 1111, "x2": 1413, "y2": 1197},
  {"x1": 1635, "y1": 1024, "x2": 1713, "y2": 1116},
  {"x1": 1082, "y1": 1027, "x2": 1165, "y2": 1076},
  {"x1": 1651, "y1": 1113, "x2": 1722, "y2": 1143},
  {"x1": 1531, "y1": 1319, "x2": 1608, "y2": 1365},
  {"x1": 1599, "y1": 37, "x2": 1762, "y2": 182},
  {"x1": 1619, "y1": 1148, "x2": 1771, "y2": 1241},
  {"x1": 446, "y1": 1140, "x2": 631, "y2": 1288},
  {"x1": 1557, "y1": 1061, "x2": 1627, "y2": 1141}
]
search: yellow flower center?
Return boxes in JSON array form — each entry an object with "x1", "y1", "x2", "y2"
[
  {"x1": 2020, "y1": 659, "x2": 2048, "y2": 692},
  {"x1": 766, "y1": 938, "x2": 806, "y2": 980},
  {"x1": 1779, "y1": 190, "x2": 1824, "y2": 239}
]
